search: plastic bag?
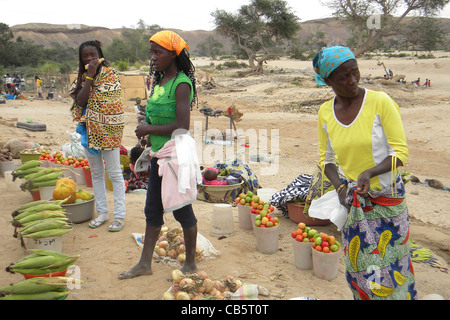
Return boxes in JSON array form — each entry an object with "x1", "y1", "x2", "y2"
[
  {"x1": 308, "y1": 190, "x2": 348, "y2": 231},
  {"x1": 61, "y1": 131, "x2": 87, "y2": 158},
  {"x1": 135, "y1": 147, "x2": 151, "y2": 173}
]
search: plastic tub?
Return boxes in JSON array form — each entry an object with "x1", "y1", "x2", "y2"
[
  {"x1": 26, "y1": 235, "x2": 62, "y2": 253},
  {"x1": 39, "y1": 186, "x2": 55, "y2": 200},
  {"x1": 0, "y1": 160, "x2": 15, "y2": 177},
  {"x1": 61, "y1": 197, "x2": 95, "y2": 224},
  {"x1": 292, "y1": 239, "x2": 313, "y2": 270},
  {"x1": 83, "y1": 168, "x2": 92, "y2": 187},
  {"x1": 5, "y1": 170, "x2": 22, "y2": 192},
  {"x1": 257, "y1": 188, "x2": 277, "y2": 203},
  {"x1": 237, "y1": 204, "x2": 252, "y2": 230},
  {"x1": 23, "y1": 269, "x2": 67, "y2": 279},
  {"x1": 251, "y1": 213, "x2": 259, "y2": 235},
  {"x1": 254, "y1": 224, "x2": 279, "y2": 254},
  {"x1": 30, "y1": 190, "x2": 41, "y2": 201},
  {"x1": 20, "y1": 153, "x2": 40, "y2": 164},
  {"x1": 210, "y1": 204, "x2": 234, "y2": 237},
  {"x1": 287, "y1": 202, "x2": 331, "y2": 226},
  {"x1": 312, "y1": 248, "x2": 341, "y2": 281}
]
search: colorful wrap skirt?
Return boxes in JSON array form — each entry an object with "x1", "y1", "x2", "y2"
[{"x1": 341, "y1": 177, "x2": 418, "y2": 300}]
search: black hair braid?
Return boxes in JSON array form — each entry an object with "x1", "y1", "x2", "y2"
[{"x1": 148, "y1": 48, "x2": 197, "y2": 108}]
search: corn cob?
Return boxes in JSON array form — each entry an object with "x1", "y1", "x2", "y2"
[
  {"x1": 18, "y1": 218, "x2": 71, "y2": 237},
  {"x1": 6, "y1": 263, "x2": 70, "y2": 275},
  {"x1": 14, "y1": 210, "x2": 67, "y2": 226},
  {"x1": 40, "y1": 255, "x2": 79, "y2": 270},
  {"x1": 19, "y1": 216, "x2": 68, "y2": 229},
  {"x1": 29, "y1": 249, "x2": 70, "y2": 259},
  {"x1": 85, "y1": 57, "x2": 105, "y2": 70},
  {"x1": 0, "y1": 290, "x2": 69, "y2": 300},
  {"x1": 10, "y1": 255, "x2": 60, "y2": 269},
  {"x1": 15, "y1": 160, "x2": 42, "y2": 171},
  {"x1": 13, "y1": 203, "x2": 65, "y2": 220},
  {"x1": 12, "y1": 166, "x2": 42, "y2": 181},
  {"x1": 21, "y1": 227, "x2": 73, "y2": 239},
  {"x1": 12, "y1": 200, "x2": 51, "y2": 215},
  {"x1": 0, "y1": 277, "x2": 71, "y2": 295},
  {"x1": 23, "y1": 167, "x2": 48, "y2": 180},
  {"x1": 22, "y1": 178, "x2": 61, "y2": 191},
  {"x1": 31, "y1": 171, "x2": 65, "y2": 182}
]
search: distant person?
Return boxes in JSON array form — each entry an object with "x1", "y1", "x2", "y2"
[
  {"x1": 20, "y1": 76, "x2": 26, "y2": 92},
  {"x1": 134, "y1": 97, "x2": 146, "y2": 123},
  {"x1": 35, "y1": 76, "x2": 43, "y2": 99},
  {"x1": 202, "y1": 167, "x2": 227, "y2": 185}
]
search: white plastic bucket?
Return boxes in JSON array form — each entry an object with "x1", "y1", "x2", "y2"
[
  {"x1": 74, "y1": 167, "x2": 86, "y2": 185},
  {"x1": 5, "y1": 171, "x2": 22, "y2": 192},
  {"x1": 257, "y1": 188, "x2": 277, "y2": 203},
  {"x1": 254, "y1": 225, "x2": 279, "y2": 254},
  {"x1": 237, "y1": 204, "x2": 252, "y2": 230},
  {"x1": 210, "y1": 204, "x2": 234, "y2": 237},
  {"x1": 312, "y1": 249, "x2": 341, "y2": 280},
  {"x1": 38, "y1": 186, "x2": 56, "y2": 201},
  {"x1": 26, "y1": 236, "x2": 63, "y2": 252},
  {"x1": 251, "y1": 213, "x2": 259, "y2": 235},
  {"x1": 292, "y1": 239, "x2": 313, "y2": 270}
]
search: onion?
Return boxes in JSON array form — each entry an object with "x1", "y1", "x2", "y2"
[
  {"x1": 176, "y1": 236, "x2": 185, "y2": 245},
  {"x1": 197, "y1": 271, "x2": 208, "y2": 279},
  {"x1": 176, "y1": 244, "x2": 186, "y2": 254},
  {"x1": 175, "y1": 291, "x2": 190, "y2": 300},
  {"x1": 172, "y1": 269, "x2": 184, "y2": 283},
  {"x1": 158, "y1": 240, "x2": 169, "y2": 249},
  {"x1": 167, "y1": 249, "x2": 178, "y2": 259},
  {"x1": 162, "y1": 291, "x2": 175, "y2": 300},
  {"x1": 157, "y1": 247, "x2": 166, "y2": 256},
  {"x1": 177, "y1": 253, "x2": 186, "y2": 263},
  {"x1": 161, "y1": 226, "x2": 169, "y2": 233},
  {"x1": 203, "y1": 278, "x2": 213, "y2": 293},
  {"x1": 179, "y1": 277, "x2": 195, "y2": 287}
]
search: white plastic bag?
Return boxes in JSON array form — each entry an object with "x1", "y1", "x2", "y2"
[
  {"x1": 308, "y1": 190, "x2": 348, "y2": 231},
  {"x1": 61, "y1": 131, "x2": 87, "y2": 158}
]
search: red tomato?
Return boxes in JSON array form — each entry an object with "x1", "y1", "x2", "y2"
[
  {"x1": 321, "y1": 241, "x2": 329, "y2": 248},
  {"x1": 315, "y1": 245, "x2": 322, "y2": 252},
  {"x1": 291, "y1": 231, "x2": 297, "y2": 239},
  {"x1": 309, "y1": 237, "x2": 314, "y2": 242},
  {"x1": 296, "y1": 235, "x2": 303, "y2": 242},
  {"x1": 322, "y1": 247, "x2": 330, "y2": 253},
  {"x1": 266, "y1": 214, "x2": 271, "y2": 220}
]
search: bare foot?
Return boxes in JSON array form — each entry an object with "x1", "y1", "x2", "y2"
[
  {"x1": 118, "y1": 263, "x2": 152, "y2": 280},
  {"x1": 180, "y1": 263, "x2": 197, "y2": 274}
]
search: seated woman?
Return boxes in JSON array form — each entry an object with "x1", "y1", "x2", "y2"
[{"x1": 127, "y1": 145, "x2": 149, "y2": 192}]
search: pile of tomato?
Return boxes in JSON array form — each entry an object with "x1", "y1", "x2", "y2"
[{"x1": 291, "y1": 222, "x2": 341, "y2": 253}]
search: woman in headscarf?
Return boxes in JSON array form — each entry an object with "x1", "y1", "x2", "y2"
[
  {"x1": 119, "y1": 31, "x2": 199, "y2": 279},
  {"x1": 314, "y1": 46, "x2": 417, "y2": 300},
  {"x1": 70, "y1": 40, "x2": 126, "y2": 232}
]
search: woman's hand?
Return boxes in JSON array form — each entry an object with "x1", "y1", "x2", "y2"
[
  {"x1": 338, "y1": 185, "x2": 350, "y2": 209},
  {"x1": 135, "y1": 122, "x2": 151, "y2": 140},
  {"x1": 356, "y1": 170, "x2": 371, "y2": 196},
  {"x1": 86, "y1": 59, "x2": 101, "y2": 78}
]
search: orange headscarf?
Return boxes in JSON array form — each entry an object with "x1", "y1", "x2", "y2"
[{"x1": 149, "y1": 30, "x2": 189, "y2": 56}]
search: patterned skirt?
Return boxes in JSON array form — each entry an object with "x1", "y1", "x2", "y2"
[{"x1": 341, "y1": 178, "x2": 418, "y2": 300}]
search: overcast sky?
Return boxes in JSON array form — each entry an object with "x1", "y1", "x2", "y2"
[{"x1": 1, "y1": 0, "x2": 449, "y2": 31}]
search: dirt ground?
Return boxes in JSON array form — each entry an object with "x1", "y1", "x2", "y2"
[{"x1": 0, "y1": 54, "x2": 449, "y2": 301}]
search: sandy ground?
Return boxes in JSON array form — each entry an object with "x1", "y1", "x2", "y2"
[{"x1": 0, "y1": 54, "x2": 449, "y2": 301}]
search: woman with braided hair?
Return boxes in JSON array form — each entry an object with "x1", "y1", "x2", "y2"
[
  {"x1": 119, "y1": 31, "x2": 200, "y2": 279},
  {"x1": 69, "y1": 40, "x2": 126, "y2": 232}
]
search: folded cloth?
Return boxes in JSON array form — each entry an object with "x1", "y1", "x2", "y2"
[{"x1": 152, "y1": 134, "x2": 202, "y2": 212}]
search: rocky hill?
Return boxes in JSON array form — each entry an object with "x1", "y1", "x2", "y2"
[{"x1": 10, "y1": 17, "x2": 450, "y2": 52}]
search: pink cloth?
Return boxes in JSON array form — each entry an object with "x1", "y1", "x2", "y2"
[
  {"x1": 202, "y1": 178, "x2": 228, "y2": 186},
  {"x1": 152, "y1": 139, "x2": 197, "y2": 212}
]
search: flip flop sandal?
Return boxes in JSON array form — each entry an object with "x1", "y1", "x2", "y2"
[
  {"x1": 108, "y1": 219, "x2": 124, "y2": 232},
  {"x1": 88, "y1": 217, "x2": 108, "y2": 229}
]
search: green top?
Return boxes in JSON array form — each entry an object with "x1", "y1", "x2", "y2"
[{"x1": 146, "y1": 72, "x2": 193, "y2": 152}]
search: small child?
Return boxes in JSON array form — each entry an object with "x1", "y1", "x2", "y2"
[
  {"x1": 126, "y1": 145, "x2": 149, "y2": 192},
  {"x1": 202, "y1": 167, "x2": 228, "y2": 185},
  {"x1": 135, "y1": 97, "x2": 146, "y2": 123}
]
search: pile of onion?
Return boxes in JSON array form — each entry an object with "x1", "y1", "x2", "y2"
[
  {"x1": 152, "y1": 226, "x2": 203, "y2": 264},
  {"x1": 163, "y1": 269, "x2": 243, "y2": 300}
]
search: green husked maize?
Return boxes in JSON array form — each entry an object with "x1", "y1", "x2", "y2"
[
  {"x1": 15, "y1": 160, "x2": 42, "y2": 171},
  {"x1": 0, "y1": 277, "x2": 66, "y2": 295},
  {"x1": 18, "y1": 219, "x2": 70, "y2": 236},
  {"x1": 12, "y1": 166, "x2": 42, "y2": 180},
  {"x1": 42, "y1": 255, "x2": 79, "y2": 269},
  {"x1": 32, "y1": 172, "x2": 64, "y2": 182},
  {"x1": 20, "y1": 217, "x2": 68, "y2": 228},
  {"x1": 11, "y1": 255, "x2": 59, "y2": 269},
  {"x1": 14, "y1": 203, "x2": 64, "y2": 220},
  {"x1": 23, "y1": 168, "x2": 48, "y2": 180},
  {"x1": 12, "y1": 200, "x2": 50, "y2": 216},
  {"x1": 29, "y1": 249, "x2": 70, "y2": 259},
  {"x1": 21, "y1": 227, "x2": 73, "y2": 239},
  {"x1": 0, "y1": 290, "x2": 69, "y2": 300},
  {"x1": 17, "y1": 210, "x2": 67, "y2": 225}
]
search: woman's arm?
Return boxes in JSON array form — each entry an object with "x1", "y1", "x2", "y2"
[
  {"x1": 135, "y1": 82, "x2": 191, "y2": 139},
  {"x1": 74, "y1": 60, "x2": 102, "y2": 107}
]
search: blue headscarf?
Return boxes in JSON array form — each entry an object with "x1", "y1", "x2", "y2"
[{"x1": 313, "y1": 46, "x2": 356, "y2": 86}]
